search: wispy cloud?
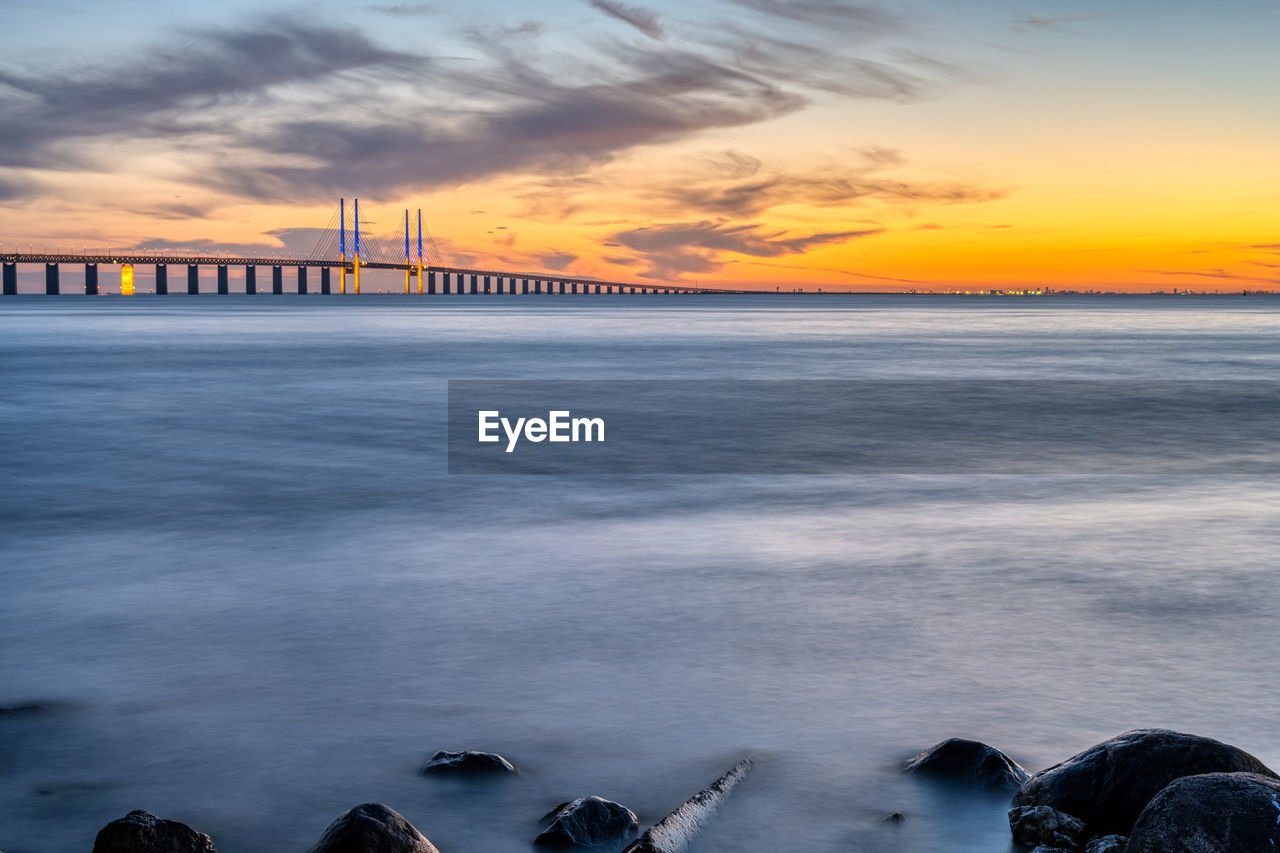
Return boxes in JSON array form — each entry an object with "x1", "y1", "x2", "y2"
[
  {"x1": 609, "y1": 220, "x2": 882, "y2": 278},
  {"x1": 1011, "y1": 14, "x2": 1103, "y2": 33},
  {"x1": 365, "y1": 3, "x2": 435, "y2": 15},
  {"x1": 0, "y1": 3, "x2": 979, "y2": 211},
  {"x1": 587, "y1": 0, "x2": 664, "y2": 40}
]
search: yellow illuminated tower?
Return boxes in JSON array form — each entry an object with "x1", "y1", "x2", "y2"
[
  {"x1": 121, "y1": 264, "x2": 134, "y2": 295},
  {"x1": 416, "y1": 209, "x2": 424, "y2": 295}
]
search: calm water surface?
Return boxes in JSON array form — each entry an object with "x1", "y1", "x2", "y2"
[{"x1": 2, "y1": 295, "x2": 1279, "y2": 852}]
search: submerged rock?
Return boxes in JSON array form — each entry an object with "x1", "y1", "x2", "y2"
[
  {"x1": 420, "y1": 749, "x2": 517, "y2": 775},
  {"x1": 902, "y1": 738, "x2": 1029, "y2": 792},
  {"x1": 535, "y1": 796, "x2": 639, "y2": 847},
  {"x1": 879, "y1": 812, "x2": 905, "y2": 825},
  {"x1": 1126, "y1": 772, "x2": 1280, "y2": 853},
  {"x1": 1009, "y1": 804, "x2": 1088, "y2": 850},
  {"x1": 1084, "y1": 836, "x2": 1126, "y2": 853},
  {"x1": 309, "y1": 803, "x2": 439, "y2": 853},
  {"x1": 92, "y1": 810, "x2": 215, "y2": 853},
  {"x1": 1012, "y1": 729, "x2": 1276, "y2": 837}
]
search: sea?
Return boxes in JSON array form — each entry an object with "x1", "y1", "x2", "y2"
[{"x1": 2, "y1": 294, "x2": 1279, "y2": 852}]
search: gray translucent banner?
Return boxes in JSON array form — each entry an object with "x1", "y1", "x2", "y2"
[{"x1": 447, "y1": 380, "x2": 1280, "y2": 474}]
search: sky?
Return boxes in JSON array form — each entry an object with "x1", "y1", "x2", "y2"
[{"x1": 0, "y1": 0, "x2": 1277, "y2": 291}]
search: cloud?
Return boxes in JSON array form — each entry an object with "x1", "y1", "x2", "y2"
[
  {"x1": 644, "y1": 148, "x2": 1004, "y2": 217},
  {"x1": 202, "y1": 43, "x2": 806, "y2": 201},
  {"x1": 123, "y1": 227, "x2": 334, "y2": 258},
  {"x1": 0, "y1": 173, "x2": 35, "y2": 202},
  {"x1": 587, "y1": 0, "x2": 664, "y2": 40},
  {"x1": 727, "y1": 0, "x2": 905, "y2": 38},
  {"x1": 1144, "y1": 268, "x2": 1279, "y2": 284},
  {"x1": 1012, "y1": 14, "x2": 1104, "y2": 33},
  {"x1": 609, "y1": 219, "x2": 882, "y2": 278},
  {"x1": 366, "y1": 3, "x2": 435, "y2": 15},
  {"x1": 0, "y1": 5, "x2": 976, "y2": 208},
  {"x1": 539, "y1": 250, "x2": 578, "y2": 270},
  {"x1": 0, "y1": 19, "x2": 423, "y2": 170}
]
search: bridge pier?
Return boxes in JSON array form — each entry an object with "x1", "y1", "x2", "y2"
[
  {"x1": 559, "y1": 281, "x2": 566, "y2": 294},
  {"x1": 470, "y1": 274, "x2": 479, "y2": 294},
  {"x1": 85, "y1": 263, "x2": 98, "y2": 296},
  {"x1": 427, "y1": 270, "x2": 436, "y2": 294},
  {"x1": 521, "y1": 278, "x2": 529, "y2": 294},
  {"x1": 484, "y1": 275, "x2": 492, "y2": 294},
  {"x1": 45, "y1": 263, "x2": 59, "y2": 295},
  {"x1": 321, "y1": 267, "x2": 331, "y2": 294},
  {"x1": 297, "y1": 266, "x2": 307, "y2": 294},
  {"x1": 2, "y1": 262, "x2": 14, "y2": 295},
  {"x1": 245, "y1": 266, "x2": 256, "y2": 294},
  {"x1": 217, "y1": 265, "x2": 228, "y2": 294},
  {"x1": 442, "y1": 273, "x2": 452, "y2": 294},
  {"x1": 155, "y1": 264, "x2": 168, "y2": 295},
  {"x1": 272, "y1": 266, "x2": 283, "y2": 295},
  {"x1": 187, "y1": 265, "x2": 199, "y2": 295}
]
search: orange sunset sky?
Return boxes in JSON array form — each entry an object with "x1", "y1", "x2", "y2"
[{"x1": 1, "y1": 1, "x2": 1277, "y2": 291}]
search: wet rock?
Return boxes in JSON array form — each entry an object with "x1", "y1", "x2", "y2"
[
  {"x1": 309, "y1": 803, "x2": 439, "y2": 853},
  {"x1": 1030, "y1": 847, "x2": 1073, "y2": 853},
  {"x1": 1126, "y1": 772, "x2": 1280, "y2": 853},
  {"x1": 0, "y1": 703, "x2": 46, "y2": 715},
  {"x1": 902, "y1": 738, "x2": 1029, "y2": 792},
  {"x1": 880, "y1": 812, "x2": 905, "y2": 825},
  {"x1": 1009, "y1": 804, "x2": 1087, "y2": 850},
  {"x1": 420, "y1": 749, "x2": 517, "y2": 775},
  {"x1": 92, "y1": 809, "x2": 215, "y2": 853},
  {"x1": 1012, "y1": 729, "x2": 1276, "y2": 837},
  {"x1": 1084, "y1": 836, "x2": 1126, "y2": 853},
  {"x1": 535, "y1": 796, "x2": 639, "y2": 847}
]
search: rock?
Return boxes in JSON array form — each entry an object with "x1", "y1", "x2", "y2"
[
  {"x1": 309, "y1": 803, "x2": 439, "y2": 853},
  {"x1": 902, "y1": 738, "x2": 1029, "y2": 791},
  {"x1": 92, "y1": 810, "x2": 216, "y2": 853},
  {"x1": 1126, "y1": 772, "x2": 1280, "y2": 853},
  {"x1": 880, "y1": 812, "x2": 905, "y2": 825},
  {"x1": 1009, "y1": 804, "x2": 1088, "y2": 850},
  {"x1": 1031, "y1": 847, "x2": 1073, "y2": 853},
  {"x1": 1012, "y1": 729, "x2": 1276, "y2": 837},
  {"x1": 1084, "y1": 836, "x2": 1126, "y2": 853},
  {"x1": 535, "y1": 796, "x2": 639, "y2": 847},
  {"x1": 0, "y1": 703, "x2": 46, "y2": 715},
  {"x1": 420, "y1": 749, "x2": 517, "y2": 775}
]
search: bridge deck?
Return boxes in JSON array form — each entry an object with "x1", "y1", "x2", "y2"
[{"x1": 0, "y1": 253, "x2": 754, "y2": 294}]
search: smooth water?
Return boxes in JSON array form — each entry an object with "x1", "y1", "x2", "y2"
[{"x1": 2, "y1": 295, "x2": 1279, "y2": 853}]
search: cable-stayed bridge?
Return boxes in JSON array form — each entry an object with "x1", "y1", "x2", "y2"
[{"x1": 1, "y1": 199, "x2": 754, "y2": 296}]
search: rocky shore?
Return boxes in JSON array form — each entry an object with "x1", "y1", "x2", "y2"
[
  {"x1": 15, "y1": 729, "x2": 1277, "y2": 852},
  {"x1": 904, "y1": 729, "x2": 1280, "y2": 853}
]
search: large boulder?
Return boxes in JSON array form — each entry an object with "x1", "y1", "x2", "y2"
[
  {"x1": 1008, "y1": 805, "x2": 1087, "y2": 850},
  {"x1": 535, "y1": 796, "x2": 639, "y2": 848},
  {"x1": 1126, "y1": 772, "x2": 1280, "y2": 852},
  {"x1": 420, "y1": 750, "x2": 517, "y2": 776},
  {"x1": 92, "y1": 810, "x2": 215, "y2": 853},
  {"x1": 309, "y1": 803, "x2": 439, "y2": 853},
  {"x1": 1012, "y1": 729, "x2": 1276, "y2": 836},
  {"x1": 902, "y1": 738, "x2": 1029, "y2": 792}
]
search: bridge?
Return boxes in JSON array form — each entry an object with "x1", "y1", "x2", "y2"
[{"x1": 1, "y1": 199, "x2": 755, "y2": 297}]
